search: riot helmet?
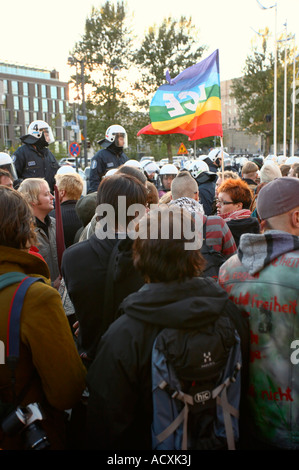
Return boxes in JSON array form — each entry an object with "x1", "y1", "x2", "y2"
[
  {"x1": 0, "y1": 152, "x2": 18, "y2": 180},
  {"x1": 105, "y1": 125, "x2": 128, "y2": 148}
]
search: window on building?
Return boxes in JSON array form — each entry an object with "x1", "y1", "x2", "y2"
[
  {"x1": 34, "y1": 84, "x2": 38, "y2": 96},
  {"x1": 32, "y1": 112, "x2": 38, "y2": 121},
  {"x1": 24, "y1": 111, "x2": 30, "y2": 126},
  {"x1": 23, "y1": 82, "x2": 29, "y2": 96},
  {"x1": 41, "y1": 84, "x2": 47, "y2": 98},
  {"x1": 33, "y1": 98, "x2": 39, "y2": 112},
  {"x1": 5, "y1": 110, "x2": 10, "y2": 124},
  {"x1": 2, "y1": 80, "x2": 8, "y2": 94},
  {"x1": 59, "y1": 100, "x2": 64, "y2": 113},
  {"x1": 42, "y1": 99, "x2": 48, "y2": 112},
  {"x1": 14, "y1": 126, "x2": 22, "y2": 139},
  {"x1": 50, "y1": 86, "x2": 57, "y2": 99},
  {"x1": 52, "y1": 100, "x2": 56, "y2": 113},
  {"x1": 60, "y1": 87, "x2": 65, "y2": 100},
  {"x1": 11, "y1": 81, "x2": 18, "y2": 95},
  {"x1": 23, "y1": 96, "x2": 29, "y2": 111},
  {"x1": 13, "y1": 96, "x2": 20, "y2": 110}
]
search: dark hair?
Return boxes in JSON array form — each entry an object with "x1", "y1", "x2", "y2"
[
  {"x1": 133, "y1": 206, "x2": 205, "y2": 283},
  {"x1": 96, "y1": 173, "x2": 148, "y2": 229},
  {"x1": 218, "y1": 177, "x2": 253, "y2": 209},
  {"x1": 117, "y1": 165, "x2": 147, "y2": 185},
  {"x1": 0, "y1": 186, "x2": 37, "y2": 249},
  {"x1": 0, "y1": 168, "x2": 11, "y2": 179}
]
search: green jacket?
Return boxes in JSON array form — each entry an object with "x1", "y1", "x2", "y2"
[
  {"x1": 219, "y1": 231, "x2": 299, "y2": 450},
  {"x1": 0, "y1": 246, "x2": 86, "y2": 449}
]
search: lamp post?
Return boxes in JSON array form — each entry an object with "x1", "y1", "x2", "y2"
[
  {"x1": 68, "y1": 56, "x2": 88, "y2": 168},
  {"x1": 256, "y1": 0, "x2": 277, "y2": 156},
  {"x1": 278, "y1": 26, "x2": 295, "y2": 157},
  {"x1": 291, "y1": 48, "x2": 299, "y2": 156}
]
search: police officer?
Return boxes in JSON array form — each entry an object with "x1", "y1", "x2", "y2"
[
  {"x1": 12, "y1": 120, "x2": 59, "y2": 192},
  {"x1": 88, "y1": 125, "x2": 128, "y2": 193}
]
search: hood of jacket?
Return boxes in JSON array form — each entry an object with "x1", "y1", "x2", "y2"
[
  {"x1": 238, "y1": 230, "x2": 299, "y2": 275},
  {"x1": 0, "y1": 245, "x2": 51, "y2": 279},
  {"x1": 120, "y1": 277, "x2": 230, "y2": 330}
]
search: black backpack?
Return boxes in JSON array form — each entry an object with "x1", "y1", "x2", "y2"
[
  {"x1": 201, "y1": 223, "x2": 227, "y2": 280},
  {"x1": 151, "y1": 315, "x2": 242, "y2": 450}
]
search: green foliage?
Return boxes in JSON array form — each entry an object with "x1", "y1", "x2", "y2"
[
  {"x1": 68, "y1": 3, "x2": 208, "y2": 158},
  {"x1": 230, "y1": 29, "x2": 298, "y2": 153}
]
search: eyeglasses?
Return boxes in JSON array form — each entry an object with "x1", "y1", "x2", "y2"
[{"x1": 216, "y1": 199, "x2": 237, "y2": 206}]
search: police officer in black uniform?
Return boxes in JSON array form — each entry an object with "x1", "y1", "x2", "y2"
[
  {"x1": 12, "y1": 120, "x2": 59, "y2": 192},
  {"x1": 88, "y1": 125, "x2": 128, "y2": 194}
]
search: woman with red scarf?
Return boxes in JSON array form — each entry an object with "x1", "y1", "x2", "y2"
[{"x1": 216, "y1": 178, "x2": 260, "y2": 247}]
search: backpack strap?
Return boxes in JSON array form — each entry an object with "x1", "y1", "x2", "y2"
[
  {"x1": 6, "y1": 276, "x2": 44, "y2": 361},
  {"x1": 0, "y1": 273, "x2": 45, "y2": 404},
  {"x1": 0, "y1": 272, "x2": 28, "y2": 291}
]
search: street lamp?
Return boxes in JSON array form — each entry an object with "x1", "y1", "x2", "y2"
[
  {"x1": 291, "y1": 48, "x2": 299, "y2": 156},
  {"x1": 278, "y1": 25, "x2": 295, "y2": 156},
  {"x1": 256, "y1": 0, "x2": 278, "y2": 156},
  {"x1": 68, "y1": 55, "x2": 88, "y2": 168}
]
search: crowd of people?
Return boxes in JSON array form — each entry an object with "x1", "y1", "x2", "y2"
[{"x1": 0, "y1": 119, "x2": 299, "y2": 452}]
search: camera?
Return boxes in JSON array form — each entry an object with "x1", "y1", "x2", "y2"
[{"x1": 1, "y1": 402, "x2": 50, "y2": 450}]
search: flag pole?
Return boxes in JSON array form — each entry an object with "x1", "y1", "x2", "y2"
[{"x1": 220, "y1": 136, "x2": 225, "y2": 178}]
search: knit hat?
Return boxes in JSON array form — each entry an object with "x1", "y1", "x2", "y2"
[
  {"x1": 242, "y1": 161, "x2": 259, "y2": 174},
  {"x1": 257, "y1": 177, "x2": 299, "y2": 219},
  {"x1": 260, "y1": 161, "x2": 282, "y2": 183}
]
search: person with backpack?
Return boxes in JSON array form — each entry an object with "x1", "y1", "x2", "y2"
[
  {"x1": 85, "y1": 206, "x2": 249, "y2": 450},
  {"x1": 0, "y1": 186, "x2": 86, "y2": 450}
]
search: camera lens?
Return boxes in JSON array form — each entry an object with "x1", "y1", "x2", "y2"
[
  {"x1": 1, "y1": 408, "x2": 26, "y2": 435},
  {"x1": 24, "y1": 423, "x2": 50, "y2": 450}
]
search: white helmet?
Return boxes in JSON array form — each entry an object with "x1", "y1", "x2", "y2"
[
  {"x1": 105, "y1": 125, "x2": 128, "y2": 148},
  {"x1": 160, "y1": 163, "x2": 179, "y2": 176},
  {"x1": 0, "y1": 152, "x2": 18, "y2": 180},
  {"x1": 56, "y1": 165, "x2": 77, "y2": 175},
  {"x1": 123, "y1": 159, "x2": 142, "y2": 169},
  {"x1": 189, "y1": 160, "x2": 209, "y2": 178},
  {"x1": 104, "y1": 168, "x2": 118, "y2": 178},
  {"x1": 238, "y1": 156, "x2": 249, "y2": 167},
  {"x1": 208, "y1": 148, "x2": 229, "y2": 162},
  {"x1": 285, "y1": 156, "x2": 299, "y2": 165},
  {"x1": 143, "y1": 161, "x2": 159, "y2": 174},
  {"x1": 27, "y1": 120, "x2": 55, "y2": 144}
]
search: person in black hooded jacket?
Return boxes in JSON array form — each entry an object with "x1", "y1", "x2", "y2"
[
  {"x1": 85, "y1": 206, "x2": 249, "y2": 450},
  {"x1": 61, "y1": 172, "x2": 147, "y2": 367}
]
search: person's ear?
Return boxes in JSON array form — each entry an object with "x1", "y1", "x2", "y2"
[{"x1": 291, "y1": 209, "x2": 299, "y2": 228}]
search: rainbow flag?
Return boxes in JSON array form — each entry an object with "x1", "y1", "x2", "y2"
[{"x1": 137, "y1": 50, "x2": 223, "y2": 141}]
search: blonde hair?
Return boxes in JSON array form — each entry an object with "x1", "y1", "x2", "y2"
[
  {"x1": 55, "y1": 173, "x2": 84, "y2": 200},
  {"x1": 18, "y1": 178, "x2": 49, "y2": 205}
]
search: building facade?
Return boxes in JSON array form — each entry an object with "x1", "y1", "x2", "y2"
[
  {"x1": 220, "y1": 78, "x2": 262, "y2": 155},
  {"x1": 0, "y1": 62, "x2": 70, "y2": 154}
]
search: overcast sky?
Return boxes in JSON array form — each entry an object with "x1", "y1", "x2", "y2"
[{"x1": 1, "y1": 0, "x2": 299, "y2": 83}]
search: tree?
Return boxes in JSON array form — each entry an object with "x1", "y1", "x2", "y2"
[
  {"x1": 69, "y1": 1, "x2": 135, "y2": 148},
  {"x1": 134, "y1": 16, "x2": 207, "y2": 160},
  {"x1": 231, "y1": 29, "x2": 298, "y2": 155}
]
